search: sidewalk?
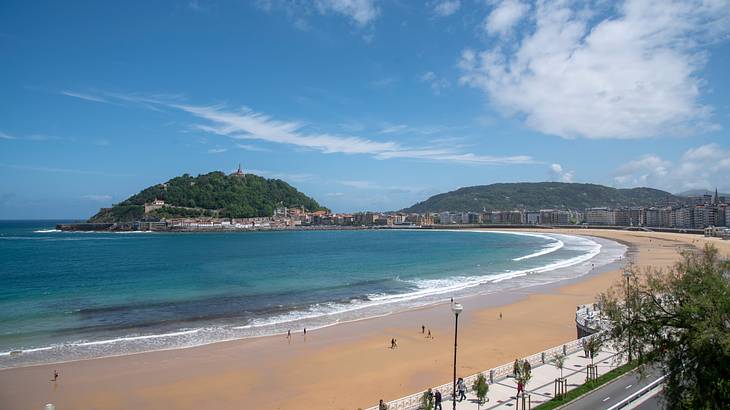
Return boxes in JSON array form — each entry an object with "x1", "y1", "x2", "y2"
[
  {"x1": 443, "y1": 345, "x2": 623, "y2": 409},
  {"x1": 372, "y1": 338, "x2": 624, "y2": 410}
]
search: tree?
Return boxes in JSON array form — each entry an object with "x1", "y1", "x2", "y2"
[
  {"x1": 472, "y1": 373, "x2": 489, "y2": 407},
  {"x1": 420, "y1": 388, "x2": 434, "y2": 410},
  {"x1": 598, "y1": 244, "x2": 730, "y2": 408},
  {"x1": 586, "y1": 335, "x2": 603, "y2": 367},
  {"x1": 553, "y1": 352, "x2": 566, "y2": 379}
]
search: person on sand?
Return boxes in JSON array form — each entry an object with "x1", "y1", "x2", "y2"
[
  {"x1": 422, "y1": 324, "x2": 425, "y2": 334},
  {"x1": 427, "y1": 329, "x2": 432, "y2": 338},
  {"x1": 378, "y1": 399, "x2": 389, "y2": 410},
  {"x1": 53, "y1": 370, "x2": 59, "y2": 382},
  {"x1": 499, "y1": 312, "x2": 502, "y2": 320},
  {"x1": 287, "y1": 329, "x2": 291, "y2": 338},
  {"x1": 390, "y1": 338, "x2": 396, "y2": 349},
  {"x1": 434, "y1": 390, "x2": 442, "y2": 410},
  {"x1": 303, "y1": 328, "x2": 307, "y2": 336}
]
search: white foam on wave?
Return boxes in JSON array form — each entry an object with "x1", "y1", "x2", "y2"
[
  {"x1": 512, "y1": 238, "x2": 564, "y2": 261},
  {"x1": 33, "y1": 229, "x2": 61, "y2": 233}
]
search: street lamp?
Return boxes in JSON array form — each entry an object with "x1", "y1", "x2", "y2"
[
  {"x1": 452, "y1": 302, "x2": 463, "y2": 410},
  {"x1": 623, "y1": 269, "x2": 632, "y2": 362}
]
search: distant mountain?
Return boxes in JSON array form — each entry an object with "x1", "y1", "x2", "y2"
[
  {"x1": 401, "y1": 182, "x2": 686, "y2": 213},
  {"x1": 676, "y1": 189, "x2": 730, "y2": 197},
  {"x1": 89, "y1": 171, "x2": 326, "y2": 222}
]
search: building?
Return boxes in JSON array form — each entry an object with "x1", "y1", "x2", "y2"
[
  {"x1": 674, "y1": 207, "x2": 693, "y2": 229},
  {"x1": 585, "y1": 208, "x2": 615, "y2": 225},
  {"x1": 231, "y1": 163, "x2": 245, "y2": 177},
  {"x1": 144, "y1": 199, "x2": 166, "y2": 214}
]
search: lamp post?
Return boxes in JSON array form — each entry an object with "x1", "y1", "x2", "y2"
[
  {"x1": 452, "y1": 302, "x2": 463, "y2": 410},
  {"x1": 623, "y1": 269, "x2": 632, "y2": 362}
]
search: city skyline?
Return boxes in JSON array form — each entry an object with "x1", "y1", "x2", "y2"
[{"x1": 2, "y1": 0, "x2": 730, "y2": 219}]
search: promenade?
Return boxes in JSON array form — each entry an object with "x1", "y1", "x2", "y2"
[{"x1": 371, "y1": 336, "x2": 625, "y2": 410}]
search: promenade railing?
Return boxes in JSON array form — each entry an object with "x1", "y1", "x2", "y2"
[{"x1": 366, "y1": 335, "x2": 598, "y2": 410}]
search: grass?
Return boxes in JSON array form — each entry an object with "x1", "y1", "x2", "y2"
[{"x1": 533, "y1": 361, "x2": 640, "y2": 410}]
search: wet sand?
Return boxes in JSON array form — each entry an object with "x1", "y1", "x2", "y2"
[{"x1": 1, "y1": 229, "x2": 728, "y2": 410}]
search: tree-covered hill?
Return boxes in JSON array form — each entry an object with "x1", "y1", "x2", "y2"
[
  {"x1": 402, "y1": 182, "x2": 686, "y2": 213},
  {"x1": 89, "y1": 171, "x2": 326, "y2": 222}
]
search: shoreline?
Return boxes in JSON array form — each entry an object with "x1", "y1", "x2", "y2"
[
  {"x1": 1, "y1": 229, "x2": 728, "y2": 410},
  {"x1": 0, "y1": 230, "x2": 620, "y2": 370}
]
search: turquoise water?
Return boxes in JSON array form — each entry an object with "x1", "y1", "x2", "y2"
[{"x1": 0, "y1": 220, "x2": 619, "y2": 368}]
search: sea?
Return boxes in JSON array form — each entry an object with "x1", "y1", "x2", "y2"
[{"x1": 0, "y1": 220, "x2": 625, "y2": 368}]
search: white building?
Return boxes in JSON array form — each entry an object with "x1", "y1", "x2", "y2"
[{"x1": 585, "y1": 208, "x2": 615, "y2": 225}]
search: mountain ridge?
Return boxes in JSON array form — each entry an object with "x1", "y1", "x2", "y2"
[{"x1": 401, "y1": 182, "x2": 687, "y2": 213}]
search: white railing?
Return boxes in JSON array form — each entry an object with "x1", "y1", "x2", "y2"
[{"x1": 366, "y1": 334, "x2": 597, "y2": 410}]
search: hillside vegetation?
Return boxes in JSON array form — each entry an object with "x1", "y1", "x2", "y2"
[
  {"x1": 402, "y1": 182, "x2": 686, "y2": 213},
  {"x1": 89, "y1": 171, "x2": 325, "y2": 222}
]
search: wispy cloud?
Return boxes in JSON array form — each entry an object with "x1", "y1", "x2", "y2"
[
  {"x1": 255, "y1": 0, "x2": 380, "y2": 28},
  {"x1": 549, "y1": 163, "x2": 574, "y2": 183},
  {"x1": 82, "y1": 194, "x2": 112, "y2": 201},
  {"x1": 247, "y1": 168, "x2": 316, "y2": 183},
  {"x1": 420, "y1": 71, "x2": 450, "y2": 95},
  {"x1": 0, "y1": 163, "x2": 132, "y2": 177},
  {"x1": 207, "y1": 148, "x2": 228, "y2": 154},
  {"x1": 0, "y1": 131, "x2": 17, "y2": 140},
  {"x1": 61, "y1": 90, "x2": 109, "y2": 103},
  {"x1": 432, "y1": 0, "x2": 460, "y2": 17},
  {"x1": 235, "y1": 143, "x2": 270, "y2": 152},
  {"x1": 59, "y1": 90, "x2": 537, "y2": 166}
]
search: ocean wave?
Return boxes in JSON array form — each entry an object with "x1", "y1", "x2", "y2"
[
  {"x1": 512, "y1": 238, "x2": 564, "y2": 261},
  {"x1": 33, "y1": 229, "x2": 61, "y2": 233}
]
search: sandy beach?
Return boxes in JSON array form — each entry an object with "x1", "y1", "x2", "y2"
[{"x1": 1, "y1": 229, "x2": 728, "y2": 410}]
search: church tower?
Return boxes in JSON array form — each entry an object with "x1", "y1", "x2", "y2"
[{"x1": 232, "y1": 163, "x2": 245, "y2": 177}]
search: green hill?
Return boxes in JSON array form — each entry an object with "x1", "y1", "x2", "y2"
[
  {"x1": 402, "y1": 182, "x2": 686, "y2": 213},
  {"x1": 89, "y1": 171, "x2": 326, "y2": 222}
]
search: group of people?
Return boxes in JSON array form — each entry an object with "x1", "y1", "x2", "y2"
[
  {"x1": 390, "y1": 338, "x2": 398, "y2": 349},
  {"x1": 425, "y1": 389, "x2": 443, "y2": 409},
  {"x1": 421, "y1": 324, "x2": 433, "y2": 338}
]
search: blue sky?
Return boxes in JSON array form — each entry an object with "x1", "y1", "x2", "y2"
[{"x1": 1, "y1": 0, "x2": 729, "y2": 218}]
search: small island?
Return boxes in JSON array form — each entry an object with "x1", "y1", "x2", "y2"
[{"x1": 58, "y1": 166, "x2": 329, "y2": 232}]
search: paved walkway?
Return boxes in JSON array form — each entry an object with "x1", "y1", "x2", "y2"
[{"x1": 404, "y1": 345, "x2": 624, "y2": 410}]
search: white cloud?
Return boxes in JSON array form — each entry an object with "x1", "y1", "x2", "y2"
[
  {"x1": 549, "y1": 163, "x2": 574, "y2": 183},
  {"x1": 0, "y1": 131, "x2": 17, "y2": 140},
  {"x1": 420, "y1": 71, "x2": 450, "y2": 95},
  {"x1": 433, "y1": 0, "x2": 460, "y2": 17},
  {"x1": 82, "y1": 194, "x2": 113, "y2": 201},
  {"x1": 613, "y1": 144, "x2": 730, "y2": 191},
  {"x1": 314, "y1": 0, "x2": 380, "y2": 26},
  {"x1": 484, "y1": 0, "x2": 528, "y2": 36},
  {"x1": 460, "y1": 0, "x2": 730, "y2": 139},
  {"x1": 207, "y1": 148, "x2": 228, "y2": 154}
]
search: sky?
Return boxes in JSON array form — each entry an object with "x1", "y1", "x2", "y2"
[{"x1": 1, "y1": 0, "x2": 730, "y2": 219}]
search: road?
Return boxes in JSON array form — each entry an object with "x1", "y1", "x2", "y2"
[{"x1": 561, "y1": 365, "x2": 664, "y2": 410}]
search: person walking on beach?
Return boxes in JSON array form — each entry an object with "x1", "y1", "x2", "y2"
[
  {"x1": 499, "y1": 312, "x2": 502, "y2": 320},
  {"x1": 427, "y1": 329, "x2": 432, "y2": 339},
  {"x1": 457, "y1": 377, "x2": 467, "y2": 402},
  {"x1": 52, "y1": 370, "x2": 59, "y2": 382},
  {"x1": 287, "y1": 329, "x2": 291, "y2": 338},
  {"x1": 421, "y1": 324, "x2": 425, "y2": 334},
  {"x1": 434, "y1": 390, "x2": 442, "y2": 410},
  {"x1": 303, "y1": 327, "x2": 307, "y2": 336}
]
